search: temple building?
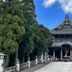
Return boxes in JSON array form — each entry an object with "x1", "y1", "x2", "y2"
[{"x1": 49, "y1": 15, "x2": 72, "y2": 60}]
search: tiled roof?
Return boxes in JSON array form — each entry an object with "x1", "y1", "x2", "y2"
[
  {"x1": 51, "y1": 41, "x2": 72, "y2": 47},
  {"x1": 51, "y1": 15, "x2": 72, "y2": 35}
]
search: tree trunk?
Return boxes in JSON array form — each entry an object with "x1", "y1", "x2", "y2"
[{"x1": 4, "y1": 54, "x2": 9, "y2": 67}]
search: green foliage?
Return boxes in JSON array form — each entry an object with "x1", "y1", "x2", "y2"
[
  {"x1": 19, "y1": 0, "x2": 36, "y2": 55},
  {"x1": 31, "y1": 24, "x2": 53, "y2": 56},
  {"x1": 0, "y1": 0, "x2": 25, "y2": 54},
  {"x1": 3, "y1": 39, "x2": 18, "y2": 54},
  {"x1": 19, "y1": 0, "x2": 53, "y2": 61},
  {"x1": 0, "y1": 0, "x2": 53, "y2": 60}
]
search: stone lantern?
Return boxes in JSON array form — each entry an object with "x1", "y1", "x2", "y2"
[{"x1": 0, "y1": 52, "x2": 5, "y2": 72}]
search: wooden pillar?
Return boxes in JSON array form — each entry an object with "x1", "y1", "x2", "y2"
[
  {"x1": 60, "y1": 49, "x2": 63, "y2": 60},
  {"x1": 70, "y1": 50, "x2": 72, "y2": 58}
]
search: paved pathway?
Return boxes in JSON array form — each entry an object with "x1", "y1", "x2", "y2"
[
  {"x1": 35, "y1": 62, "x2": 72, "y2": 72},
  {"x1": 21, "y1": 63, "x2": 47, "y2": 72}
]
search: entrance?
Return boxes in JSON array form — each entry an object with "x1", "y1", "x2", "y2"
[
  {"x1": 63, "y1": 49, "x2": 70, "y2": 57},
  {"x1": 55, "y1": 50, "x2": 60, "y2": 58},
  {"x1": 49, "y1": 44, "x2": 71, "y2": 61},
  {"x1": 62, "y1": 44, "x2": 70, "y2": 57}
]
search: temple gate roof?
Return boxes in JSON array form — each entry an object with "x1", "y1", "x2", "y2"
[{"x1": 51, "y1": 15, "x2": 72, "y2": 35}]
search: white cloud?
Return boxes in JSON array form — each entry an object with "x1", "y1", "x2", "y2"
[
  {"x1": 43, "y1": 0, "x2": 56, "y2": 8},
  {"x1": 43, "y1": 0, "x2": 72, "y2": 13},
  {"x1": 59, "y1": 0, "x2": 72, "y2": 13}
]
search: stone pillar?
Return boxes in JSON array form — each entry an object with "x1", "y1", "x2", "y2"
[
  {"x1": 0, "y1": 52, "x2": 5, "y2": 72},
  {"x1": 35, "y1": 56, "x2": 38, "y2": 65},
  {"x1": 53, "y1": 50, "x2": 55, "y2": 60},
  {"x1": 41, "y1": 53, "x2": 43, "y2": 63},
  {"x1": 60, "y1": 49, "x2": 63, "y2": 60},
  {"x1": 44, "y1": 56, "x2": 46, "y2": 62},
  {"x1": 44, "y1": 52, "x2": 47, "y2": 62},
  {"x1": 27, "y1": 57, "x2": 30, "y2": 67},
  {"x1": 16, "y1": 59, "x2": 20, "y2": 72},
  {"x1": 48, "y1": 57, "x2": 50, "y2": 61}
]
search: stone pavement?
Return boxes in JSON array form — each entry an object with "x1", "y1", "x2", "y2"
[
  {"x1": 21, "y1": 61, "x2": 72, "y2": 72},
  {"x1": 35, "y1": 62, "x2": 72, "y2": 72},
  {"x1": 20, "y1": 62, "x2": 50, "y2": 72}
]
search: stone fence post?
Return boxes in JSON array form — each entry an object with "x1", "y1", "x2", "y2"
[
  {"x1": 27, "y1": 57, "x2": 30, "y2": 68},
  {"x1": 44, "y1": 56, "x2": 47, "y2": 62},
  {"x1": 16, "y1": 59, "x2": 20, "y2": 72},
  {"x1": 41, "y1": 53, "x2": 44, "y2": 63},
  {"x1": 35, "y1": 56, "x2": 38, "y2": 65},
  {"x1": 0, "y1": 52, "x2": 5, "y2": 72},
  {"x1": 44, "y1": 52, "x2": 47, "y2": 62}
]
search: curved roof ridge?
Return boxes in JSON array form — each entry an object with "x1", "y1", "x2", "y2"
[{"x1": 53, "y1": 15, "x2": 72, "y2": 30}]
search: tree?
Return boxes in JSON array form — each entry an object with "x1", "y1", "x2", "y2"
[
  {"x1": 19, "y1": 0, "x2": 37, "y2": 61},
  {"x1": 19, "y1": 0, "x2": 53, "y2": 61},
  {"x1": 0, "y1": 0, "x2": 25, "y2": 66},
  {"x1": 0, "y1": 0, "x2": 53, "y2": 65},
  {"x1": 30, "y1": 24, "x2": 53, "y2": 59}
]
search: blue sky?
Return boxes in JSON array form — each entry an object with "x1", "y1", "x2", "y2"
[{"x1": 34, "y1": 0, "x2": 72, "y2": 29}]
